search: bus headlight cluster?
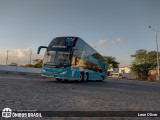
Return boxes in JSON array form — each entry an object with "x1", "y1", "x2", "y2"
[
  {"x1": 42, "y1": 69, "x2": 46, "y2": 72},
  {"x1": 60, "y1": 71, "x2": 67, "y2": 74}
]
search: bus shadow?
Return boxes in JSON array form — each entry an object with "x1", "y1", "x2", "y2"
[
  {"x1": 46, "y1": 79, "x2": 160, "y2": 93},
  {"x1": 46, "y1": 80, "x2": 104, "y2": 84}
]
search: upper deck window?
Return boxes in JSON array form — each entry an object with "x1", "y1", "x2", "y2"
[{"x1": 49, "y1": 37, "x2": 76, "y2": 47}]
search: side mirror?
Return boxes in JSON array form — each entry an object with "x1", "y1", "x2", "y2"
[{"x1": 37, "y1": 46, "x2": 48, "y2": 54}]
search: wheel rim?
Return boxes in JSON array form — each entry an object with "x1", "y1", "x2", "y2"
[
  {"x1": 84, "y1": 74, "x2": 87, "y2": 81},
  {"x1": 79, "y1": 73, "x2": 84, "y2": 81}
]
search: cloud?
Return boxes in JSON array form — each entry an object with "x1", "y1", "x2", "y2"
[
  {"x1": 111, "y1": 41, "x2": 115, "y2": 44},
  {"x1": 98, "y1": 39, "x2": 109, "y2": 45},
  {"x1": 4, "y1": 48, "x2": 33, "y2": 65},
  {"x1": 12, "y1": 48, "x2": 32, "y2": 58},
  {"x1": 98, "y1": 38, "x2": 124, "y2": 46},
  {"x1": 114, "y1": 38, "x2": 123, "y2": 43},
  {"x1": 0, "y1": 48, "x2": 43, "y2": 65}
]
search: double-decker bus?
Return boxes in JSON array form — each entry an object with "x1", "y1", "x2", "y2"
[{"x1": 37, "y1": 36, "x2": 107, "y2": 81}]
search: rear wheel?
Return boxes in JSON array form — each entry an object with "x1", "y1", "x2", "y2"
[
  {"x1": 84, "y1": 72, "x2": 89, "y2": 81},
  {"x1": 79, "y1": 72, "x2": 84, "y2": 82}
]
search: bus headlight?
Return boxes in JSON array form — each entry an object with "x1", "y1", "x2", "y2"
[
  {"x1": 60, "y1": 71, "x2": 67, "y2": 74},
  {"x1": 42, "y1": 69, "x2": 46, "y2": 72}
]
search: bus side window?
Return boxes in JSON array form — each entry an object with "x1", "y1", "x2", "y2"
[
  {"x1": 95, "y1": 65, "x2": 99, "y2": 72},
  {"x1": 71, "y1": 56, "x2": 76, "y2": 65},
  {"x1": 92, "y1": 65, "x2": 97, "y2": 72},
  {"x1": 99, "y1": 67, "x2": 102, "y2": 73},
  {"x1": 87, "y1": 62, "x2": 92, "y2": 70},
  {"x1": 77, "y1": 59, "x2": 87, "y2": 68},
  {"x1": 71, "y1": 56, "x2": 81, "y2": 66},
  {"x1": 75, "y1": 57, "x2": 80, "y2": 65},
  {"x1": 97, "y1": 66, "x2": 102, "y2": 73},
  {"x1": 91, "y1": 64, "x2": 95, "y2": 71}
]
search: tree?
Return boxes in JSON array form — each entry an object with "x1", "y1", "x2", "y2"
[
  {"x1": 32, "y1": 59, "x2": 43, "y2": 68},
  {"x1": 103, "y1": 56, "x2": 120, "y2": 76},
  {"x1": 147, "y1": 51, "x2": 157, "y2": 63},
  {"x1": 131, "y1": 49, "x2": 158, "y2": 79},
  {"x1": 25, "y1": 64, "x2": 34, "y2": 67},
  {"x1": 131, "y1": 49, "x2": 147, "y2": 64},
  {"x1": 131, "y1": 63, "x2": 155, "y2": 79},
  {"x1": 25, "y1": 59, "x2": 43, "y2": 68},
  {"x1": 103, "y1": 56, "x2": 119, "y2": 68}
]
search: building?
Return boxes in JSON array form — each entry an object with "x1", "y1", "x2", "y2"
[
  {"x1": 108, "y1": 66, "x2": 136, "y2": 79},
  {"x1": 119, "y1": 66, "x2": 131, "y2": 73}
]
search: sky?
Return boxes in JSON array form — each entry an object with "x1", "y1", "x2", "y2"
[{"x1": 0, "y1": 0, "x2": 160, "y2": 66}]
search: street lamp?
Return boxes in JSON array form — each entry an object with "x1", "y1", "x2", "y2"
[{"x1": 149, "y1": 26, "x2": 160, "y2": 80}]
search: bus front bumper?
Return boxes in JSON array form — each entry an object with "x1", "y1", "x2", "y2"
[{"x1": 42, "y1": 68, "x2": 67, "y2": 79}]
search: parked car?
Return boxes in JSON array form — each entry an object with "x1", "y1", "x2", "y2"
[
  {"x1": 109, "y1": 73, "x2": 120, "y2": 78},
  {"x1": 119, "y1": 73, "x2": 131, "y2": 79},
  {"x1": 109, "y1": 73, "x2": 131, "y2": 79}
]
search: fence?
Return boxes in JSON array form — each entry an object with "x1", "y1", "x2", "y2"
[
  {"x1": 0, "y1": 65, "x2": 41, "y2": 74},
  {"x1": 0, "y1": 50, "x2": 43, "y2": 66}
]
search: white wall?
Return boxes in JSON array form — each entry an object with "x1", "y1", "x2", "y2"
[
  {"x1": 119, "y1": 67, "x2": 131, "y2": 73},
  {"x1": 0, "y1": 65, "x2": 41, "y2": 73}
]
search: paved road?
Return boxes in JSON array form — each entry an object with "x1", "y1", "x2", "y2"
[{"x1": 0, "y1": 73, "x2": 160, "y2": 120}]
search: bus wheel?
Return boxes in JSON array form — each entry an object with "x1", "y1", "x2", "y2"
[
  {"x1": 79, "y1": 72, "x2": 84, "y2": 82},
  {"x1": 84, "y1": 72, "x2": 89, "y2": 81}
]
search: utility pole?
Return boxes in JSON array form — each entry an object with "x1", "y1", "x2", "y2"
[{"x1": 149, "y1": 26, "x2": 160, "y2": 80}]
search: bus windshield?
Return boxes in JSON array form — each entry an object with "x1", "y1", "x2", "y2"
[{"x1": 43, "y1": 51, "x2": 70, "y2": 67}]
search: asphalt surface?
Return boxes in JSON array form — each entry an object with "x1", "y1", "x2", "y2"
[{"x1": 0, "y1": 73, "x2": 160, "y2": 120}]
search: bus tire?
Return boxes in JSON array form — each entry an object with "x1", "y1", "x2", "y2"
[
  {"x1": 84, "y1": 72, "x2": 89, "y2": 81},
  {"x1": 79, "y1": 72, "x2": 84, "y2": 82}
]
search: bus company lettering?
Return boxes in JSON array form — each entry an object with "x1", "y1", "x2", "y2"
[{"x1": 52, "y1": 45, "x2": 67, "y2": 48}]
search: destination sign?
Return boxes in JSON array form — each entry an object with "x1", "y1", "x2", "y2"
[{"x1": 52, "y1": 45, "x2": 67, "y2": 48}]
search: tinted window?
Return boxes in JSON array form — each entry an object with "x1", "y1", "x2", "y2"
[
  {"x1": 49, "y1": 37, "x2": 75, "y2": 47},
  {"x1": 49, "y1": 38, "x2": 66, "y2": 46}
]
